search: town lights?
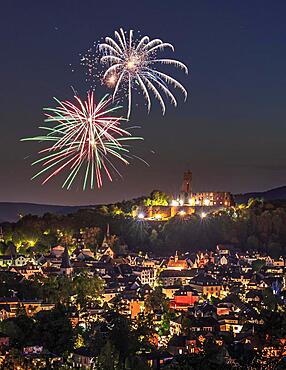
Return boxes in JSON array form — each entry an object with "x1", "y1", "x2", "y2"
[
  {"x1": 138, "y1": 213, "x2": 145, "y2": 219},
  {"x1": 179, "y1": 211, "x2": 186, "y2": 216},
  {"x1": 179, "y1": 200, "x2": 184, "y2": 206},
  {"x1": 201, "y1": 212, "x2": 207, "y2": 219},
  {"x1": 154, "y1": 214, "x2": 162, "y2": 220},
  {"x1": 188, "y1": 198, "x2": 195, "y2": 206},
  {"x1": 204, "y1": 198, "x2": 210, "y2": 206},
  {"x1": 171, "y1": 200, "x2": 179, "y2": 206}
]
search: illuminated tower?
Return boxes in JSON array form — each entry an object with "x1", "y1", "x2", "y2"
[
  {"x1": 179, "y1": 170, "x2": 192, "y2": 204},
  {"x1": 181, "y1": 170, "x2": 192, "y2": 195}
]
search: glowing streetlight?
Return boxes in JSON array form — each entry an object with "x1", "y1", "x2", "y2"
[
  {"x1": 201, "y1": 212, "x2": 207, "y2": 219},
  {"x1": 204, "y1": 198, "x2": 210, "y2": 206},
  {"x1": 171, "y1": 200, "x2": 179, "y2": 206},
  {"x1": 138, "y1": 213, "x2": 145, "y2": 219},
  {"x1": 189, "y1": 198, "x2": 195, "y2": 206},
  {"x1": 179, "y1": 210, "x2": 186, "y2": 216}
]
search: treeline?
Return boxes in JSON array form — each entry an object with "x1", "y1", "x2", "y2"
[{"x1": 1, "y1": 198, "x2": 286, "y2": 257}]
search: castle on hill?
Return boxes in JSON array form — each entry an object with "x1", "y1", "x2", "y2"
[
  {"x1": 139, "y1": 171, "x2": 234, "y2": 220},
  {"x1": 178, "y1": 170, "x2": 233, "y2": 208}
]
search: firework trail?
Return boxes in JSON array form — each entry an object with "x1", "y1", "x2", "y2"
[
  {"x1": 22, "y1": 91, "x2": 143, "y2": 190},
  {"x1": 97, "y1": 28, "x2": 188, "y2": 118}
]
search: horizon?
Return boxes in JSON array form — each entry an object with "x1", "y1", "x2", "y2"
[{"x1": 0, "y1": 183, "x2": 285, "y2": 208}]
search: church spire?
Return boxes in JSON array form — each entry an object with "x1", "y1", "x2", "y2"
[
  {"x1": 60, "y1": 246, "x2": 73, "y2": 275},
  {"x1": 61, "y1": 246, "x2": 71, "y2": 268}
]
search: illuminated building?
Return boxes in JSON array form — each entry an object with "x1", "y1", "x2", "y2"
[
  {"x1": 179, "y1": 170, "x2": 234, "y2": 207},
  {"x1": 169, "y1": 286, "x2": 199, "y2": 311},
  {"x1": 135, "y1": 170, "x2": 234, "y2": 220},
  {"x1": 167, "y1": 252, "x2": 189, "y2": 270}
]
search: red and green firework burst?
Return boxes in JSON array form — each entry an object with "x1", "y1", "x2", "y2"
[{"x1": 22, "y1": 91, "x2": 143, "y2": 190}]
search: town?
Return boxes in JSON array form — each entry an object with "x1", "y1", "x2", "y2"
[{"x1": 0, "y1": 196, "x2": 285, "y2": 369}]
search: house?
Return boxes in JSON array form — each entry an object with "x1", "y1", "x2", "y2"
[
  {"x1": 14, "y1": 255, "x2": 33, "y2": 266},
  {"x1": 189, "y1": 273, "x2": 228, "y2": 298},
  {"x1": 170, "y1": 287, "x2": 199, "y2": 311},
  {"x1": 9, "y1": 264, "x2": 43, "y2": 278},
  {"x1": 132, "y1": 266, "x2": 156, "y2": 286},
  {"x1": 168, "y1": 334, "x2": 201, "y2": 355},
  {"x1": 22, "y1": 346, "x2": 63, "y2": 367},
  {"x1": 219, "y1": 315, "x2": 243, "y2": 334},
  {"x1": 193, "y1": 252, "x2": 214, "y2": 268},
  {"x1": 170, "y1": 316, "x2": 183, "y2": 336},
  {"x1": 168, "y1": 335, "x2": 189, "y2": 355},
  {"x1": 72, "y1": 347, "x2": 94, "y2": 369},
  {"x1": 51, "y1": 245, "x2": 65, "y2": 258},
  {"x1": 244, "y1": 290, "x2": 262, "y2": 303},
  {"x1": 167, "y1": 252, "x2": 189, "y2": 270},
  {"x1": 0, "y1": 256, "x2": 14, "y2": 268},
  {"x1": 272, "y1": 257, "x2": 285, "y2": 267},
  {"x1": 0, "y1": 298, "x2": 54, "y2": 318},
  {"x1": 109, "y1": 294, "x2": 144, "y2": 318},
  {"x1": 0, "y1": 305, "x2": 12, "y2": 321},
  {"x1": 0, "y1": 333, "x2": 9, "y2": 347},
  {"x1": 193, "y1": 303, "x2": 216, "y2": 318},
  {"x1": 216, "y1": 303, "x2": 232, "y2": 316},
  {"x1": 74, "y1": 248, "x2": 95, "y2": 261},
  {"x1": 220, "y1": 255, "x2": 228, "y2": 265},
  {"x1": 162, "y1": 286, "x2": 181, "y2": 299},
  {"x1": 0, "y1": 254, "x2": 31, "y2": 268},
  {"x1": 216, "y1": 244, "x2": 232, "y2": 256},
  {"x1": 187, "y1": 317, "x2": 219, "y2": 333},
  {"x1": 159, "y1": 269, "x2": 197, "y2": 286}
]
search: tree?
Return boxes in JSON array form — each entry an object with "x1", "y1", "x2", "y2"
[
  {"x1": 34, "y1": 305, "x2": 74, "y2": 355},
  {"x1": 96, "y1": 340, "x2": 121, "y2": 370},
  {"x1": 103, "y1": 312, "x2": 150, "y2": 368},
  {"x1": 41, "y1": 274, "x2": 73, "y2": 306},
  {"x1": 80, "y1": 226, "x2": 101, "y2": 250},
  {"x1": 0, "y1": 241, "x2": 7, "y2": 255},
  {"x1": 246, "y1": 235, "x2": 259, "y2": 250},
  {"x1": 72, "y1": 271, "x2": 104, "y2": 311},
  {"x1": 0, "y1": 314, "x2": 37, "y2": 349},
  {"x1": 145, "y1": 287, "x2": 167, "y2": 313},
  {"x1": 144, "y1": 190, "x2": 171, "y2": 206}
]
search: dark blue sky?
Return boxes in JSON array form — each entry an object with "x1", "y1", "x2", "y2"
[{"x1": 1, "y1": 0, "x2": 286, "y2": 205}]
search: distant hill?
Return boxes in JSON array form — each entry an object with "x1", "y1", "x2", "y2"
[
  {"x1": 0, "y1": 203, "x2": 94, "y2": 223},
  {"x1": 0, "y1": 186, "x2": 285, "y2": 223},
  {"x1": 234, "y1": 186, "x2": 286, "y2": 204}
]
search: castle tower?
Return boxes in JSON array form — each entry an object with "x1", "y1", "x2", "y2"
[{"x1": 181, "y1": 170, "x2": 192, "y2": 195}]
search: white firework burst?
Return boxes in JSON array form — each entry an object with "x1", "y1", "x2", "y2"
[{"x1": 99, "y1": 28, "x2": 188, "y2": 118}]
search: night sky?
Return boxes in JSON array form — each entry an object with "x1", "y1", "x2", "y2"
[{"x1": 1, "y1": 1, "x2": 286, "y2": 205}]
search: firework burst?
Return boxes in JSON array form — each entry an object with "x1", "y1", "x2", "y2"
[
  {"x1": 21, "y1": 92, "x2": 143, "y2": 190},
  {"x1": 98, "y1": 28, "x2": 188, "y2": 118}
]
